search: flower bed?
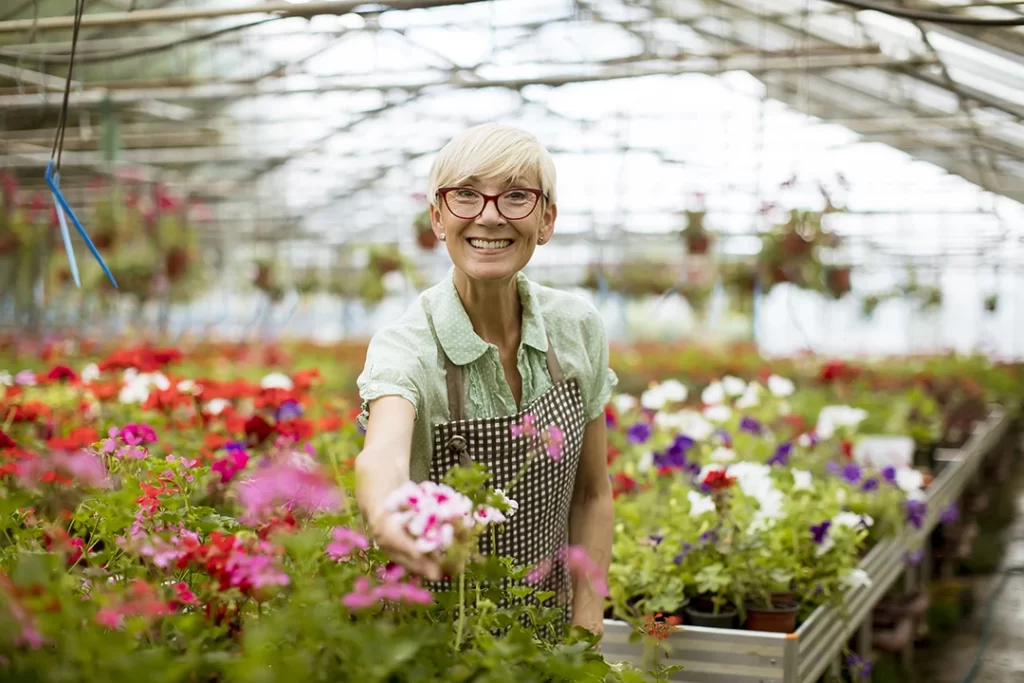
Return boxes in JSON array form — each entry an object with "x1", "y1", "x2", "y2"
[
  {"x1": 600, "y1": 369, "x2": 1016, "y2": 681},
  {"x1": 0, "y1": 338, "x2": 1019, "y2": 682},
  {"x1": 0, "y1": 347, "x2": 642, "y2": 682}
]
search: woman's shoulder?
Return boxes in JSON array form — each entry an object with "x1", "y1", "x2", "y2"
[{"x1": 528, "y1": 280, "x2": 604, "y2": 333}]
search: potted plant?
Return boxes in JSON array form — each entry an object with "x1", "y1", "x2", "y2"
[
  {"x1": 984, "y1": 293, "x2": 998, "y2": 313},
  {"x1": 413, "y1": 208, "x2": 438, "y2": 250},
  {"x1": 682, "y1": 207, "x2": 712, "y2": 255}
]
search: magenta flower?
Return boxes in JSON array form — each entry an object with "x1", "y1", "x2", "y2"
[
  {"x1": 326, "y1": 527, "x2": 370, "y2": 561},
  {"x1": 341, "y1": 570, "x2": 433, "y2": 611},
  {"x1": 119, "y1": 423, "x2": 158, "y2": 446},
  {"x1": 525, "y1": 558, "x2": 553, "y2": 585},
  {"x1": 211, "y1": 449, "x2": 249, "y2": 484},
  {"x1": 561, "y1": 546, "x2": 608, "y2": 597}
]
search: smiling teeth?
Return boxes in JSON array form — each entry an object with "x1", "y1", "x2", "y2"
[{"x1": 469, "y1": 239, "x2": 511, "y2": 250}]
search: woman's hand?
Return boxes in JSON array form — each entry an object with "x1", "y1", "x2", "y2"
[
  {"x1": 356, "y1": 396, "x2": 443, "y2": 580},
  {"x1": 367, "y1": 508, "x2": 443, "y2": 581}
]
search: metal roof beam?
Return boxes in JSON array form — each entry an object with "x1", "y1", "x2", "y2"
[{"x1": 0, "y1": 50, "x2": 934, "y2": 110}]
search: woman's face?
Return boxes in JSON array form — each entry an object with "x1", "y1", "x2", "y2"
[{"x1": 430, "y1": 175, "x2": 556, "y2": 284}]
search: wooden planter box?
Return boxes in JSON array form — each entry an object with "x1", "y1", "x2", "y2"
[{"x1": 601, "y1": 407, "x2": 1012, "y2": 682}]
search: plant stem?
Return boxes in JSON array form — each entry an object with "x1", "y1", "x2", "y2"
[{"x1": 454, "y1": 572, "x2": 466, "y2": 651}]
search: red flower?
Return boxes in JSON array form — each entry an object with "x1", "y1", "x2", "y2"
[
  {"x1": 46, "y1": 426, "x2": 98, "y2": 451},
  {"x1": 611, "y1": 472, "x2": 637, "y2": 498},
  {"x1": 642, "y1": 613, "x2": 682, "y2": 640},
  {"x1": 46, "y1": 365, "x2": 78, "y2": 384},
  {"x1": 840, "y1": 439, "x2": 853, "y2": 461},
  {"x1": 291, "y1": 369, "x2": 322, "y2": 391},
  {"x1": 243, "y1": 415, "x2": 276, "y2": 445},
  {"x1": 0, "y1": 429, "x2": 15, "y2": 450},
  {"x1": 702, "y1": 469, "x2": 736, "y2": 491},
  {"x1": 275, "y1": 418, "x2": 314, "y2": 442}
]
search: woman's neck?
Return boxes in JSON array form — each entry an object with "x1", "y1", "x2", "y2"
[{"x1": 453, "y1": 270, "x2": 522, "y2": 350}]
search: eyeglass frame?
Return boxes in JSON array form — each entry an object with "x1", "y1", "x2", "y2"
[{"x1": 436, "y1": 186, "x2": 546, "y2": 221}]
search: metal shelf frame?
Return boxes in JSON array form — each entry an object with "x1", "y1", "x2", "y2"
[{"x1": 601, "y1": 406, "x2": 1014, "y2": 683}]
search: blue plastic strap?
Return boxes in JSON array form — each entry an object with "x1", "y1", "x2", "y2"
[
  {"x1": 45, "y1": 160, "x2": 117, "y2": 289},
  {"x1": 50, "y1": 172, "x2": 81, "y2": 288}
]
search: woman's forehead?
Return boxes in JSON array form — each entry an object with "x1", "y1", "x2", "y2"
[{"x1": 457, "y1": 174, "x2": 539, "y2": 190}]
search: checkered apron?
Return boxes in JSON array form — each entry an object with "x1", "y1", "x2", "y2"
[{"x1": 428, "y1": 334, "x2": 586, "y2": 624}]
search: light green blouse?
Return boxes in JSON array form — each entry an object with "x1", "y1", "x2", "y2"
[{"x1": 357, "y1": 267, "x2": 618, "y2": 483}]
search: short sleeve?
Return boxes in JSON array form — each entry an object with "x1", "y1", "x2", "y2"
[
  {"x1": 355, "y1": 326, "x2": 424, "y2": 430},
  {"x1": 581, "y1": 306, "x2": 617, "y2": 423}
]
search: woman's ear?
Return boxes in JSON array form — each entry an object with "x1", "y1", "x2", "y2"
[
  {"x1": 541, "y1": 202, "x2": 558, "y2": 243},
  {"x1": 430, "y1": 203, "x2": 445, "y2": 240}
]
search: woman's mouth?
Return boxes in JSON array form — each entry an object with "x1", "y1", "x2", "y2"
[{"x1": 467, "y1": 238, "x2": 513, "y2": 251}]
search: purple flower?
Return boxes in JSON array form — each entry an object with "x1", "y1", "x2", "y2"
[
  {"x1": 648, "y1": 535, "x2": 663, "y2": 546},
  {"x1": 860, "y1": 477, "x2": 879, "y2": 492},
  {"x1": 739, "y1": 416, "x2": 763, "y2": 435},
  {"x1": 881, "y1": 466, "x2": 897, "y2": 484},
  {"x1": 605, "y1": 410, "x2": 616, "y2": 429},
  {"x1": 940, "y1": 502, "x2": 960, "y2": 524},
  {"x1": 714, "y1": 429, "x2": 732, "y2": 447},
  {"x1": 767, "y1": 441, "x2": 793, "y2": 467},
  {"x1": 673, "y1": 543, "x2": 692, "y2": 565},
  {"x1": 846, "y1": 654, "x2": 873, "y2": 680},
  {"x1": 906, "y1": 499, "x2": 927, "y2": 529},
  {"x1": 700, "y1": 529, "x2": 719, "y2": 545},
  {"x1": 810, "y1": 520, "x2": 831, "y2": 544},
  {"x1": 841, "y1": 463, "x2": 862, "y2": 485},
  {"x1": 626, "y1": 422, "x2": 653, "y2": 445},
  {"x1": 275, "y1": 400, "x2": 303, "y2": 422},
  {"x1": 905, "y1": 549, "x2": 923, "y2": 567},
  {"x1": 654, "y1": 434, "x2": 694, "y2": 470}
]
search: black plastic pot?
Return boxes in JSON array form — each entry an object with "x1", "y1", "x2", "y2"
[{"x1": 684, "y1": 605, "x2": 738, "y2": 629}]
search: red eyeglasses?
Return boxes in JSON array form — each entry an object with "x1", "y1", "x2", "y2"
[{"x1": 437, "y1": 187, "x2": 544, "y2": 221}]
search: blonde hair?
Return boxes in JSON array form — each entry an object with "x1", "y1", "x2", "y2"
[{"x1": 427, "y1": 123, "x2": 557, "y2": 208}]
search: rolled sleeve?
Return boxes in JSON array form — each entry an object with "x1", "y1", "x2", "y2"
[
  {"x1": 582, "y1": 308, "x2": 618, "y2": 423},
  {"x1": 356, "y1": 329, "x2": 423, "y2": 430}
]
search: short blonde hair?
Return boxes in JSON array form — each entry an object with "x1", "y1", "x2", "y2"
[{"x1": 427, "y1": 123, "x2": 557, "y2": 208}]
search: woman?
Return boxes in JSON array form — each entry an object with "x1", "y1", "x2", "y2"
[{"x1": 354, "y1": 123, "x2": 615, "y2": 636}]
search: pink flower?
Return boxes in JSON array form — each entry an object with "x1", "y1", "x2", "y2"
[
  {"x1": 510, "y1": 413, "x2": 538, "y2": 439},
  {"x1": 543, "y1": 425, "x2": 565, "y2": 461},
  {"x1": 236, "y1": 462, "x2": 343, "y2": 525},
  {"x1": 561, "y1": 545, "x2": 608, "y2": 597},
  {"x1": 119, "y1": 423, "x2": 158, "y2": 446},
  {"x1": 325, "y1": 527, "x2": 370, "y2": 561},
  {"x1": 473, "y1": 506, "x2": 506, "y2": 525},
  {"x1": 211, "y1": 449, "x2": 249, "y2": 483},
  {"x1": 341, "y1": 573, "x2": 434, "y2": 611},
  {"x1": 95, "y1": 607, "x2": 124, "y2": 629},
  {"x1": 525, "y1": 558, "x2": 553, "y2": 585},
  {"x1": 342, "y1": 577, "x2": 378, "y2": 609}
]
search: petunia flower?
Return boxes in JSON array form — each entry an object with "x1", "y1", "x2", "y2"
[
  {"x1": 326, "y1": 527, "x2": 370, "y2": 561},
  {"x1": 626, "y1": 422, "x2": 652, "y2": 445}
]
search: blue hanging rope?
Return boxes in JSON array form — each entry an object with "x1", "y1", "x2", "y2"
[{"x1": 46, "y1": 0, "x2": 117, "y2": 290}]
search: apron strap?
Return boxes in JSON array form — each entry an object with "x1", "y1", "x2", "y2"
[{"x1": 444, "y1": 332, "x2": 565, "y2": 422}]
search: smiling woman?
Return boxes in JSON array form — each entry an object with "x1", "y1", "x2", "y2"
[{"x1": 354, "y1": 123, "x2": 617, "y2": 636}]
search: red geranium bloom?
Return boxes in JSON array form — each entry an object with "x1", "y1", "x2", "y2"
[
  {"x1": 0, "y1": 429, "x2": 15, "y2": 450},
  {"x1": 46, "y1": 365, "x2": 78, "y2": 384},
  {"x1": 703, "y1": 469, "x2": 736, "y2": 491},
  {"x1": 243, "y1": 415, "x2": 276, "y2": 445}
]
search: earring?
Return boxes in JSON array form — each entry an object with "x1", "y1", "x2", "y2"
[
  {"x1": 439, "y1": 232, "x2": 446, "y2": 241},
  {"x1": 538, "y1": 237, "x2": 546, "y2": 245}
]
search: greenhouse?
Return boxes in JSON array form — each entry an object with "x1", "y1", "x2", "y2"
[{"x1": 2, "y1": 0, "x2": 1024, "y2": 681}]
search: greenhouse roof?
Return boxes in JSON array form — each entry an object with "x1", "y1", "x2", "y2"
[{"x1": 1, "y1": 0, "x2": 1023, "y2": 258}]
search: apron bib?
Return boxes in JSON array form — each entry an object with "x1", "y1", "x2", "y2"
[{"x1": 428, "y1": 335, "x2": 587, "y2": 623}]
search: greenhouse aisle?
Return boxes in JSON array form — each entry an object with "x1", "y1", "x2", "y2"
[{"x1": 918, "y1": 464, "x2": 1024, "y2": 683}]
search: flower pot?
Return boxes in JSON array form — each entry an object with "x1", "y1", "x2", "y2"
[
  {"x1": 744, "y1": 600, "x2": 799, "y2": 633},
  {"x1": 684, "y1": 605, "x2": 738, "y2": 629},
  {"x1": 416, "y1": 230, "x2": 438, "y2": 250}
]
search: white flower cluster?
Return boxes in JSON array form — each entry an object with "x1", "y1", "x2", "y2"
[
  {"x1": 700, "y1": 374, "x2": 795, "y2": 423},
  {"x1": 384, "y1": 482, "x2": 517, "y2": 554}
]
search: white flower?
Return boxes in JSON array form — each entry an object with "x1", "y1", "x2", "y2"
[
  {"x1": 767, "y1": 374, "x2": 795, "y2": 397},
  {"x1": 636, "y1": 450, "x2": 654, "y2": 472},
  {"x1": 816, "y1": 405, "x2": 868, "y2": 440},
  {"x1": 260, "y1": 372, "x2": 294, "y2": 391},
  {"x1": 735, "y1": 382, "x2": 761, "y2": 409},
  {"x1": 203, "y1": 398, "x2": 230, "y2": 416},
  {"x1": 687, "y1": 491, "x2": 717, "y2": 517},
  {"x1": 641, "y1": 387, "x2": 667, "y2": 411},
  {"x1": 612, "y1": 394, "x2": 638, "y2": 414},
  {"x1": 659, "y1": 380, "x2": 688, "y2": 403},
  {"x1": 792, "y1": 469, "x2": 813, "y2": 491},
  {"x1": 81, "y1": 363, "x2": 101, "y2": 384},
  {"x1": 797, "y1": 433, "x2": 814, "y2": 448},
  {"x1": 0, "y1": 371, "x2": 11, "y2": 387},
  {"x1": 836, "y1": 488, "x2": 847, "y2": 504},
  {"x1": 473, "y1": 506, "x2": 506, "y2": 526},
  {"x1": 703, "y1": 404, "x2": 732, "y2": 423},
  {"x1": 701, "y1": 381, "x2": 726, "y2": 405},
  {"x1": 816, "y1": 537, "x2": 835, "y2": 556},
  {"x1": 176, "y1": 379, "x2": 201, "y2": 395},
  {"x1": 722, "y1": 376, "x2": 746, "y2": 397},
  {"x1": 710, "y1": 447, "x2": 736, "y2": 464},
  {"x1": 833, "y1": 512, "x2": 873, "y2": 530},
  {"x1": 493, "y1": 489, "x2": 519, "y2": 518},
  {"x1": 895, "y1": 467, "x2": 925, "y2": 496},
  {"x1": 840, "y1": 568, "x2": 872, "y2": 590},
  {"x1": 118, "y1": 383, "x2": 150, "y2": 405},
  {"x1": 654, "y1": 410, "x2": 714, "y2": 441}
]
